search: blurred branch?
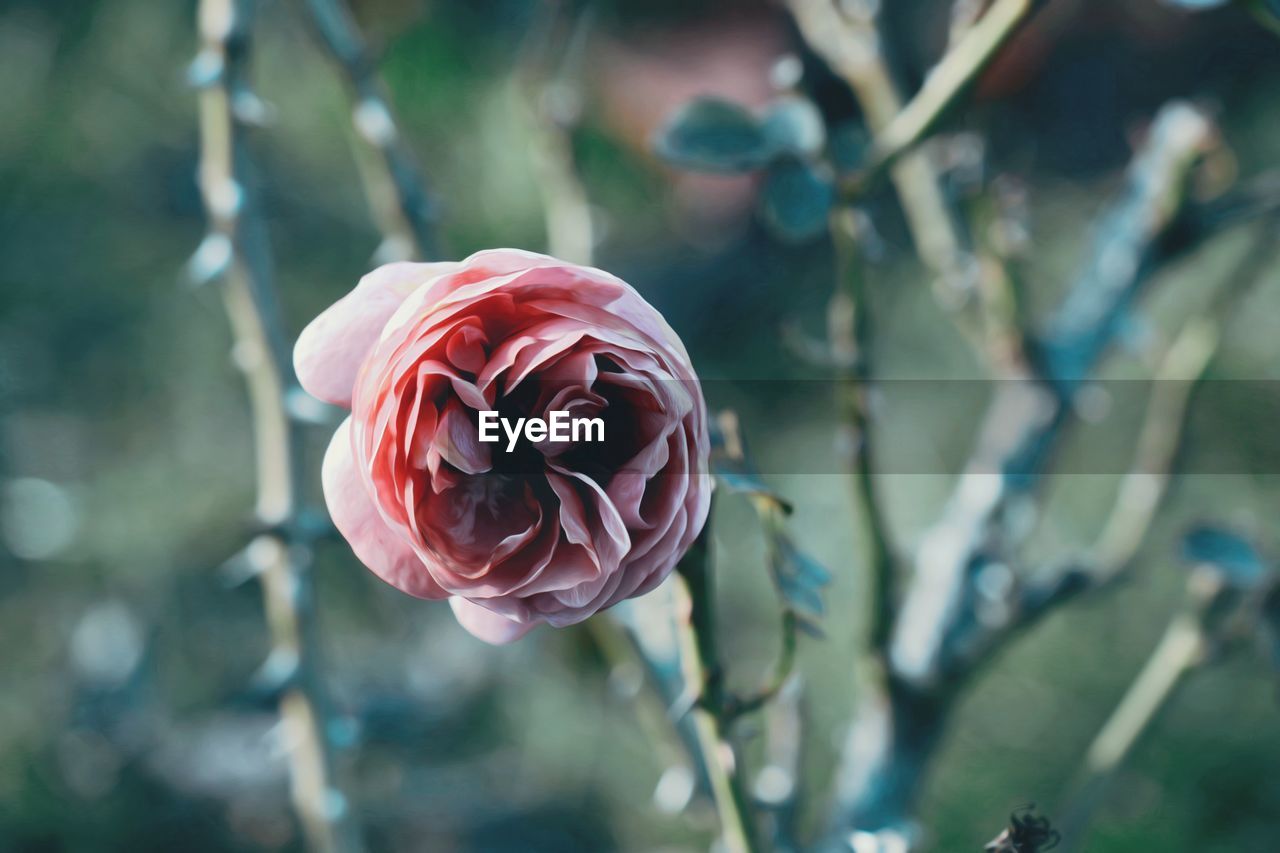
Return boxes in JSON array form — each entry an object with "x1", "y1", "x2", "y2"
[
  {"x1": 787, "y1": 0, "x2": 971, "y2": 310},
  {"x1": 710, "y1": 411, "x2": 825, "y2": 721},
  {"x1": 820, "y1": 101, "x2": 1219, "y2": 846},
  {"x1": 515, "y1": 1, "x2": 595, "y2": 265},
  {"x1": 861, "y1": 0, "x2": 1048, "y2": 184},
  {"x1": 295, "y1": 0, "x2": 439, "y2": 261},
  {"x1": 1084, "y1": 222, "x2": 1276, "y2": 583},
  {"x1": 969, "y1": 175, "x2": 1034, "y2": 377},
  {"x1": 675, "y1": 532, "x2": 765, "y2": 853},
  {"x1": 757, "y1": 677, "x2": 807, "y2": 852},
  {"x1": 828, "y1": 208, "x2": 898, "y2": 658},
  {"x1": 890, "y1": 102, "x2": 1218, "y2": 693},
  {"x1": 191, "y1": 2, "x2": 360, "y2": 850},
  {"x1": 965, "y1": 213, "x2": 1279, "y2": 667},
  {"x1": 1055, "y1": 556, "x2": 1269, "y2": 851}
]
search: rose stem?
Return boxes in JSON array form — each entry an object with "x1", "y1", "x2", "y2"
[
  {"x1": 675, "y1": 529, "x2": 765, "y2": 853},
  {"x1": 192, "y1": 1, "x2": 361, "y2": 850}
]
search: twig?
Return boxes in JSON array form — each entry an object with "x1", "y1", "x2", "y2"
[
  {"x1": 675, "y1": 533, "x2": 765, "y2": 853},
  {"x1": 515, "y1": 0, "x2": 595, "y2": 265},
  {"x1": 787, "y1": 0, "x2": 969, "y2": 302},
  {"x1": 861, "y1": 0, "x2": 1048, "y2": 181},
  {"x1": 1054, "y1": 559, "x2": 1266, "y2": 851},
  {"x1": 295, "y1": 0, "x2": 438, "y2": 261},
  {"x1": 758, "y1": 676, "x2": 807, "y2": 851},
  {"x1": 192, "y1": 2, "x2": 360, "y2": 850},
  {"x1": 726, "y1": 611, "x2": 800, "y2": 722},
  {"x1": 969, "y1": 176, "x2": 1034, "y2": 377},
  {"x1": 889, "y1": 102, "x2": 1217, "y2": 693},
  {"x1": 820, "y1": 102, "x2": 1218, "y2": 845},
  {"x1": 971, "y1": 215, "x2": 1279, "y2": 656},
  {"x1": 829, "y1": 207, "x2": 897, "y2": 657}
]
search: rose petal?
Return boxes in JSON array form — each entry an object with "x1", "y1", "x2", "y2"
[
  {"x1": 448, "y1": 596, "x2": 536, "y2": 644},
  {"x1": 323, "y1": 417, "x2": 448, "y2": 599},
  {"x1": 295, "y1": 261, "x2": 458, "y2": 407}
]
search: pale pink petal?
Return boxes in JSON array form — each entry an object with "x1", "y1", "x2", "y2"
[
  {"x1": 295, "y1": 261, "x2": 459, "y2": 407},
  {"x1": 323, "y1": 417, "x2": 448, "y2": 600},
  {"x1": 449, "y1": 596, "x2": 536, "y2": 644}
]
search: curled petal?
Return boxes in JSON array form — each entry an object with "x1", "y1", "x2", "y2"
[
  {"x1": 449, "y1": 597, "x2": 536, "y2": 644},
  {"x1": 323, "y1": 417, "x2": 448, "y2": 600},
  {"x1": 295, "y1": 261, "x2": 459, "y2": 407}
]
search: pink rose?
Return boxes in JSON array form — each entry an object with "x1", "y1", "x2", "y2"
[{"x1": 295, "y1": 249, "x2": 711, "y2": 644}]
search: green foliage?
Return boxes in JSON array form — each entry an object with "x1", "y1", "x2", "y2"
[
  {"x1": 760, "y1": 157, "x2": 835, "y2": 242},
  {"x1": 760, "y1": 95, "x2": 826, "y2": 159},
  {"x1": 652, "y1": 97, "x2": 775, "y2": 174},
  {"x1": 1180, "y1": 525, "x2": 1269, "y2": 587},
  {"x1": 655, "y1": 94, "x2": 835, "y2": 242}
]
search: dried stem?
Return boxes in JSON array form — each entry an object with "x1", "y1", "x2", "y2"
[
  {"x1": 829, "y1": 207, "x2": 897, "y2": 658},
  {"x1": 820, "y1": 102, "x2": 1218, "y2": 845},
  {"x1": 1053, "y1": 559, "x2": 1266, "y2": 851},
  {"x1": 193, "y1": 2, "x2": 359, "y2": 850},
  {"x1": 515, "y1": 0, "x2": 595, "y2": 265},
  {"x1": 862, "y1": 0, "x2": 1048, "y2": 180},
  {"x1": 295, "y1": 0, "x2": 438, "y2": 261},
  {"x1": 675, "y1": 533, "x2": 765, "y2": 853},
  {"x1": 787, "y1": 0, "x2": 965, "y2": 289}
]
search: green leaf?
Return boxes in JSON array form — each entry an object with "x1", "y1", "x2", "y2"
[
  {"x1": 1180, "y1": 525, "x2": 1269, "y2": 588},
  {"x1": 653, "y1": 98, "x2": 773, "y2": 174},
  {"x1": 829, "y1": 122, "x2": 871, "y2": 172},
  {"x1": 760, "y1": 157, "x2": 835, "y2": 242},
  {"x1": 761, "y1": 96, "x2": 826, "y2": 158}
]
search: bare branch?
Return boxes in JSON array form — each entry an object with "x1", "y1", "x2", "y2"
[
  {"x1": 514, "y1": 0, "x2": 596, "y2": 265},
  {"x1": 868, "y1": 0, "x2": 1048, "y2": 177},
  {"x1": 787, "y1": 0, "x2": 971, "y2": 309},
  {"x1": 820, "y1": 101, "x2": 1219, "y2": 845},
  {"x1": 192, "y1": 2, "x2": 360, "y2": 850},
  {"x1": 295, "y1": 0, "x2": 439, "y2": 261},
  {"x1": 675, "y1": 532, "x2": 765, "y2": 853},
  {"x1": 889, "y1": 102, "x2": 1218, "y2": 694},
  {"x1": 1055, "y1": 557, "x2": 1272, "y2": 851},
  {"x1": 829, "y1": 208, "x2": 898, "y2": 657}
]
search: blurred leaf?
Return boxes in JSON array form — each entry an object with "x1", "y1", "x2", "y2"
[
  {"x1": 761, "y1": 96, "x2": 826, "y2": 158},
  {"x1": 760, "y1": 157, "x2": 835, "y2": 242},
  {"x1": 653, "y1": 97, "x2": 773, "y2": 174},
  {"x1": 829, "y1": 122, "x2": 871, "y2": 172},
  {"x1": 770, "y1": 532, "x2": 831, "y2": 620},
  {"x1": 1164, "y1": 0, "x2": 1230, "y2": 7},
  {"x1": 713, "y1": 468, "x2": 794, "y2": 514},
  {"x1": 1180, "y1": 525, "x2": 1269, "y2": 587}
]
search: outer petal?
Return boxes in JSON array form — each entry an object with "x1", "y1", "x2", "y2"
[
  {"x1": 295, "y1": 261, "x2": 459, "y2": 407},
  {"x1": 323, "y1": 417, "x2": 449, "y2": 600},
  {"x1": 449, "y1": 597, "x2": 537, "y2": 644}
]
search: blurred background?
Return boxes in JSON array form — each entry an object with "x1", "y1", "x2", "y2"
[{"x1": 2, "y1": 0, "x2": 1279, "y2": 850}]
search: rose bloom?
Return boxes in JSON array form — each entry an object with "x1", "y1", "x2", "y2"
[{"x1": 295, "y1": 249, "x2": 711, "y2": 644}]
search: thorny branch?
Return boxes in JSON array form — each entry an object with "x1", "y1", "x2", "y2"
[
  {"x1": 1055, "y1": 553, "x2": 1274, "y2": 852},
  {"x1": 296, "y1": 0, "x2": 439, "y2": 261},
  {"x1": 192, "y1": 1, "x2": 360, "y2": 850},
  {"x1": 788, "y1": 0, "x2": 969, "y2": 311},
  {"x1": 676, "y1": 530, "x2": 766, "y2": 853},
  {"x1": 515, "y1": 0, "x2": 596, "y2": 266},
  {"x1": 821, "y1": 102, "x2": 1235, "y2": 848}
]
